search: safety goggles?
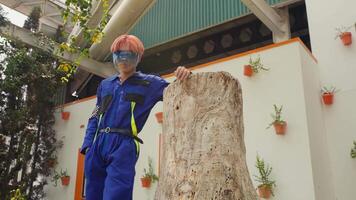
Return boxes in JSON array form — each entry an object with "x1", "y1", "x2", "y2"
[{"x1": 112, "y1": 51, "x2": 139, "y2": 66}]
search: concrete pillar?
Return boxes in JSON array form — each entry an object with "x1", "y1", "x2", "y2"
[{"x1": 155, "y1": 72, "x2": 257, "y2": 200}]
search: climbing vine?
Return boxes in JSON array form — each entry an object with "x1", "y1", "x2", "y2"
[{"x1": 57, "y1": 0, "x2": 110, "y2": 81}]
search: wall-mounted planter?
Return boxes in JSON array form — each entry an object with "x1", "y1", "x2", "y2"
[
  {"x1": 257, "y1": 185, "x2": 272, "y2": 199},
  {"x1": 61, "y1": 112, "x2": 70, "y2": 120},
  {"x1": 155, "y1": 112, "x2": 163, "y2": 124},
  {"x1": 340, "y1": 32, "x2": 352, "y2": 46},
  {"x1": 141, "y1": 177, "x2": 151, "y2": 188},
  {"x1": 321, "y1": 86, "x2": 337, "y2": 105},
  {"x1": 61, "y1": 176, "x2": 70, "y2": 186},
  {"x1": 243, "y1": 56, "x2": 268, "y2": 77},
  {"x1": 267, "y1": 105, "x2": 286, "y2": 135},
  {"x1": 254, "y1": 155, "x2": 275, "y2": 199},
  {"x1": 243, "y1": 65, "x2": 253, "y2": 77},
  {"x1": 273, "y1": 121, "x2": 287, "y2": 135},
  {"x1": 322, "y1": 93, "x2": 334, "y2": 105}
]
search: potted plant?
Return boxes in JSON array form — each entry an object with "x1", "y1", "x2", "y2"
[
  {"x1": 351, "y1": 141, "x2": 356, "y2": 159},
  {"x1": 321, "y1": 86, "x2": 337, "y2": 105},
  {"x1": 141, "y1": 157, "x2": 159, "y2": 188},
  {"x1": 61, "y1": 111, "x2": 70, "y2": 120},
  {"x1": 52, "y1": 169, "x2": 70, "y2": 186},
  {"x1": 267, "y1": 104, "x2": 287, "y2": 135},
  {"x1": 244, "y1": 56, "x2": 269, "y2": 77},
  {"x1": 254, "y1": 155, "x2": 276, "y2": 199},
  {"x1": 155, "y1": 112, "x2": 163, "y2": 124},
  {"x1": 335, "y1": 26, "x2": 352, "y2": 46}
]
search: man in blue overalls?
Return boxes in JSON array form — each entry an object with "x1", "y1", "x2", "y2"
[{"x1": 80, "y1": 34, "x2": 191, "y2": 200}]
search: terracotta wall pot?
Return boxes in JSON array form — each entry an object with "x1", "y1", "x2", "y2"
[
  {"x1": 155, "y1": 112, "x2": 163, "y2": 123},
  {"x1": 257, "y1": 185, "x2": 272, "y2": 199},
  {"x1": 243, "y1": 65, "x2": 253, "y2": 77},
  {"x1": 61, "y1": 176, "x2": 70, "y2": 186},
  {"x1": 322, "y1": 93, "x2": 334, "y2": 105},
  {"x1": 141, "y1": 177, "x2": 152, "y2": 188},
  {"x1": 61, "y1": 112, "x2": 70, "y2": 120},
  {"x1": 273, "y1": 121, "x2": 287, "y2": 135},
  {"x1": 340, "y1": 32, "x2": 352, "y2": 46}
]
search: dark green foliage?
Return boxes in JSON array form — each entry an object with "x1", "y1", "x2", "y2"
[
  {"x1": 23, "y1": 7, "x2": 41, "y2": 32},
  {"x1": 0, "y1": 37, "x2": 63, "y2": 199}
]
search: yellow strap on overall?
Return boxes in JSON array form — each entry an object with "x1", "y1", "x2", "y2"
[{"x1": 130, "y1": 101, "x2": 140, "y2": 155}]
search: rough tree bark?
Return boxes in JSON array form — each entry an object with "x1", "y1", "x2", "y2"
[{"x1": 155, "y1": 72, "x2": 257, "y2": 200}]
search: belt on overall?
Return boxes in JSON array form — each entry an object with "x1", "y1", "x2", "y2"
[{"x1": 99, "y1": 127, "x2": 144, "y2": 144}]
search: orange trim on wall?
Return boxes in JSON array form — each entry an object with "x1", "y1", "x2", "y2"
[
  {"x1": 74, "y1": 149, "x2": 85, "y2": 200},
  {"x1": 58, "y1": 38, "x2": 316, "y2": 108}
]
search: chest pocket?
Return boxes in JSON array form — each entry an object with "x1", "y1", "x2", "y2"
[{"x1": 124, "y1": 78, "x2": 151, "y2": 105}]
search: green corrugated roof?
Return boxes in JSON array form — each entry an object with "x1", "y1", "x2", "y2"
[{"x1": 130, "y1": 0, "x2": 288, "y2": 48}]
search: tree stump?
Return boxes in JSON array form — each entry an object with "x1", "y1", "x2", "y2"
[{"x1": 155, "y1": 72, "x2": 257, "y2": 200}]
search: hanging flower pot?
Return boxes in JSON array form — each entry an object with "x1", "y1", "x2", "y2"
[
  {"x1": 141, "y1": 177, "x2": 152, "y2": 188},
  {"x1": 273, "y1": 121, "x2": 287, "y2": 135},
  {"x1": 335, "y1": 26, "x2": 352, "y2": 46},
  {"x1": 340, "y1": 32, "x2": 352, "y2": 46},
  {"x1": 267, "y1": 105, "x2": 287, "y2": 135},
  {"x1": 243, "y1": 56, "x2": 269, "y2": 77},
  {"x1": 243, "y1": 65, "x2": 253, "y2": 77},
  {"x1": 257, "y1": 185, "x2": 272, "y2": 199},
  {"x1": 322, "y1": 93, "x2": 334, "y2": 105},
  {"x1": 61, "y1": 176, "x2": 70, "y2": 186},
  {"x1": 155, "y1": 112, "x2": 163, "y2": 124},
  {"x1": 321, "y1": 86, "x2": 337, "y2": 105},
  {"x1": 61, "y1": 111, "x2": 70, "y2": 120},
  {"x1": 141, "y1": 157, "x2": 159, "y2": 188}
]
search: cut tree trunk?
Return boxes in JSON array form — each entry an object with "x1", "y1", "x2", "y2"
[{"x1": 155, "y1": 72, "x2": 257, "y2": 200}]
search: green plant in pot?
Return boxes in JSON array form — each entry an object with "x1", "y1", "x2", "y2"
[
  {"x1": 351, "y1": 141, "x2": 356, "y2": 159},
  {"x1": 52, "y1": 169, "x2": 70, "y2": 186},
  {"x1": 321, "y1": 86, "x2": 338, "y2": 105},
  {"x1": 267, "y1": 104, "x2": 287, "y2": 135},
  {"x1": 254, "y1": 155, "x2": 276, "y2": 199},
  {"x1": 335, "y1": 26, "x2": 352, "y2": 46},
  {"x1": 243, "y1": 56, "x2": 269, "y2": 77},
  {"x1": 141, "y1": 157, "x2": 159, "y2": 188}
]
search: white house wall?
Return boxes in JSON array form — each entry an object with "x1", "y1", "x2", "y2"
[
  {"x1": 305, "y1": 0, "x2": 356, "y2": 199},
  {"x1": 46, "y1": 40, "x2": 336, "y2": 200},
  {"x1": 299, "y1": 44, "x2": 336, "y2": 200}
]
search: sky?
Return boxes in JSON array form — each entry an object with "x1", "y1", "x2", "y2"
[{"x1": 0, "y1": 3, "x2": 27, "y2": 27}]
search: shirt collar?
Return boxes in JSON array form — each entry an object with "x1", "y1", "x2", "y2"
[{"x1": 108, "y1": 71, "x2": 142, "y2": 82}]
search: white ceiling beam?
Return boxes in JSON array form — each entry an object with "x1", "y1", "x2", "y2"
[
  {"x1": 0, "y1": 23, "x2": 116, "y2": 77},
  {"x1": 21, "y1": 0, "x2": 44, "y2": 7},
  {"x1": 241, "y1": 0, "x2": 290, "y2": 42},
  {"x1": 11, "y1": 1, "x2": 23, "y2": 8},
  {"x1": 44, "y1": 12, "x2": 62, "y2": 17}
]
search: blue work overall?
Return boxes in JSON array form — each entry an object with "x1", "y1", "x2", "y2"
[{"x1": 80, "y1": 72, "x2": 169, "y2": 200}]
